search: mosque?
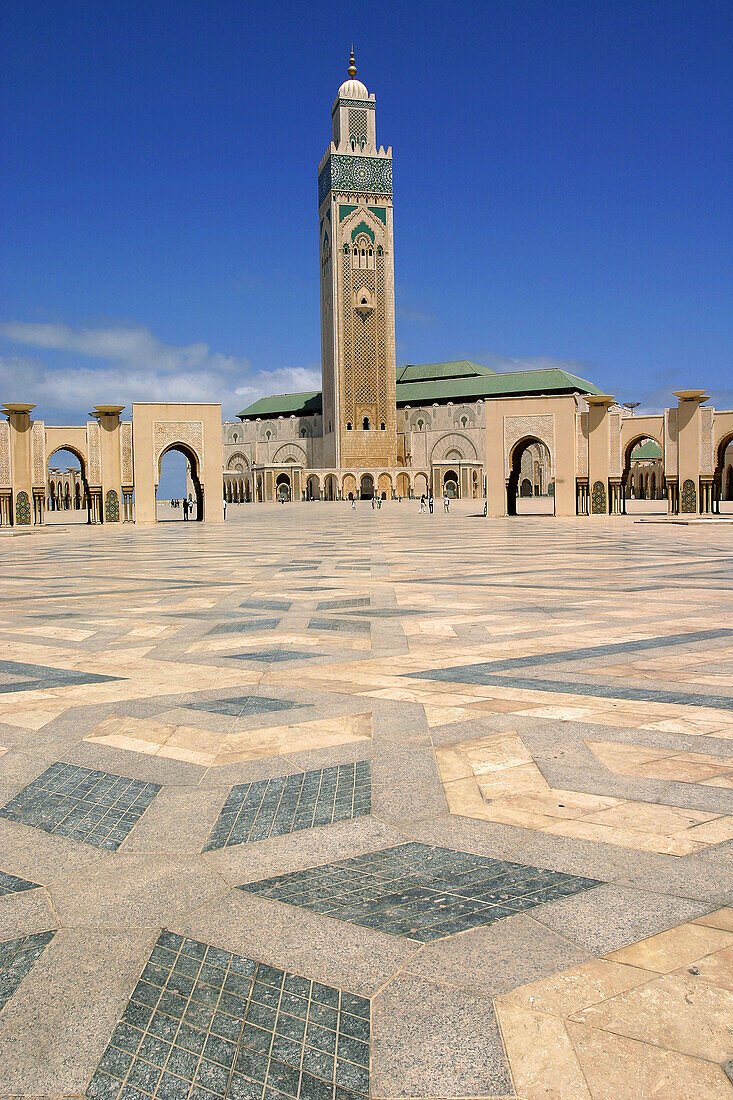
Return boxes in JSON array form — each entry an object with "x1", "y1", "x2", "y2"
[
  {"x1": 2, "y1": 53, "x2": 731, "y2": 526},
  {"x1": 222, "y1": 51, "x2": 605, "y2": 507}
]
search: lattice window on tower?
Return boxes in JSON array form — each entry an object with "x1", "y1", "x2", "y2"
[{"x1": 349, "y1": 109, "x2": 368, "y2": 149}]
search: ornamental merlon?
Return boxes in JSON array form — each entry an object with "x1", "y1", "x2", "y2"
[{"x1": 331, "y1": 95, "x2": 376, "y2": 114}]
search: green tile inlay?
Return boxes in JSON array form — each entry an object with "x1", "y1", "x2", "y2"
[
  {"x1": 204, "y1": 764, "x2": 371, "y2": 851},
  {"x1": 239, "y1": 842, "x2": 601, "y2": 941},
  {"x1": 0, "y1": 930, "x2": 55, "y2": 1012},
  {"x1": 0, "y1": 762, "x2": 161, "y2": 850},
  {"x1": 86, "y1": 930, "x2": 370, "y2": 1100}
]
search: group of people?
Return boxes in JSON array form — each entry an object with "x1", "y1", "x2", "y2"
[
  {"x1": 170, "y1": 497, "x2": 193, "y2": 519},
  {"x1": 419, "y1": 493, "x2": 450, "y2": 514}
]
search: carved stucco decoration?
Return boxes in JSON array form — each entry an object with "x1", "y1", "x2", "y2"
[
  {"x1": 608, "y1": 411, "x2": 622, "y2": 477},
  {"x1": 665, "y1": 409, "x2": 678, "y2": 476},
  {"x1": 153, "y1": 421, "x2": 204, "y2": 476},
  {"x1": 271, "y1": 444, "x2": 307, "y2": 466},
  {"x1": 430, "y1": 432, "x2": 479, "y2": 464},
  {"x1": 700, "y1": 405, "x2": 714, "y2": 475},
  {"x1": 576, "y1": 413, "x2": 589, "y2": 477},
  {"x1": 32, "y1": 422, "x2": 46, "y2": 487},
  {"x1": 120, "y1": 422, "x2": 134, "y2": 485},
  {"x1": 503, "y1": 414, "x2": 555, "y2": 478},
  {"x1": 87, "y1": 421, "x2": 102, "y2": 485},
  {"x1": 0, "y1": 421, "x2": 10, "y2": 487}
]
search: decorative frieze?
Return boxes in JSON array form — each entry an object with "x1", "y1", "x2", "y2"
[
  {"x1": 665, "y1": 409, "x2": 678, "y2": 476},
  {"x1": 700, "y1": 405, "x2": 714, "y2": 475},
  {"x1": 503, "y1": 414, "x2": 554, "y2": 477},
  {"x1": 87, "y1": 421, "x2": 102, "y2": 485},
  {"x1": 120, "y1": 422, "x2": 133, "y2": 485},
  {"x1": 608, "y1": 411, "x2": 621, "y2": 477},
  {"x1": 576, "y1": 413, "x2": 589, "y2": 477},
  {"x1": 152, "y1": 421, "x2": 204, "y2": 475},
  {"x1": 0, "y1": 422, "x2": 10, "y2": 487},
  {"x1": 31, "y1": 422, "x2": 46, "y2": 487}
]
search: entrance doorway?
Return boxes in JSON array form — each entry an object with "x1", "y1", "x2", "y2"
[
  {"x1": 507, "y1": 438, "x2": 554, "y2": 515},
  {"x1": 360, "y1": 474, "x2": 374, "y2": 500},
  {"x1": 46, "y1": 447, "x2": 91, "y2": 524},
  {"x1": 276, "y1": 473, "x2": 292, "y2": 502},
  {"x1": 157, "y1": 445, "x2": 203, "y2": 520}
]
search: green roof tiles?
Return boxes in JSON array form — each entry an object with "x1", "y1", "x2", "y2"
[
  {"x1": 396, "y1": 360, "x2": 497, "y2": 383},
  {"x1": 238, "y1": 391, "x2": 322, "y2": 419},
  {"x1": 631, "y1": 439, "x2": 663, "y2": 460},
  {"x1": 237, "y1": 364, "x2": 602, "y2": 419}
]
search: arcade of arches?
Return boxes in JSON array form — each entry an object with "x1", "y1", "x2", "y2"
[
  {"x1": 0, "y1": 402, "x2": 224, "y2": 526},
  {"x1": 3, "y1": 392, "x2": 733, "y2": 525}
]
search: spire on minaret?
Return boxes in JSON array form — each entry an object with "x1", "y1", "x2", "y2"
[{"x1": 348, "y1": 46, "x2": 357, "y2": 78}]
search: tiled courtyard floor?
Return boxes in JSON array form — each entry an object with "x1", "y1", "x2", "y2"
[{"x1": 1, "y1": 500, "x2": 733, "y2": 1098}]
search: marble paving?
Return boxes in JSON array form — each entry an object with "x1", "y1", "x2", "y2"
[{"x1": 0, "y1": 500, "x2": 732, "y2": 1097}]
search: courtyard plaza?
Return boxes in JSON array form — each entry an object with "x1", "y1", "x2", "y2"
[{"x1": 0, "y1": 502, "x2": 732, "y2": 1099}]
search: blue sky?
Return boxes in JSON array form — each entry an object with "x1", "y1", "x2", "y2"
[{"x1": 2, "y1": 0, "x2": 732, "y2": 432}]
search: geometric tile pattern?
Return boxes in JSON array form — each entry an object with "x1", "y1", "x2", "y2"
[
  {"x1": 437, "y1": 732, "x2": 733, "y2": 856},
  {"x1": 0, "y1": 930, "x2": 55, "y2": 1013},
  {"x1": 208, "y1": 619, "x2": 281, "y2": 636},
  {"x1": 85, "y1": 930, "x2": 370, "y2": 1100},
  {"x1": 204, "y1": 764, "x2": 371, "y2": 851},
  {"x1": 239, "y1": 842, "x2": 601, "y2": 941},
  {"x1": 0, "y1": 658, "x2": 122, "y2": 696},
  {"x1": 0, "y1": 763, "x2": 161, "y2": 850},
  {"x1": 187, "y1": 696, "x2": 304, "y2": 719},
  {"x1": 0, "y1": 869, "x2": 40, "y2": 896},
  {"x1": 224, "y1": 650, "x2": 321, "y2": 664}
]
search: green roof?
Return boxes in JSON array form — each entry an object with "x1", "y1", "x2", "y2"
[
  {"x1": 238, "y1": 391, "x2": 322, "y2": 419},
  {"x1": 631, "y1": 439, "x2": 663, "y2": 460},
  {"x1": 238, "y1": 365, "x2": 602, "y2": 419},
  {"x1": 396, "y1": 367, "x2": 603, "y2": 404},
  {"x1": 396, "y1": 360, "x2": 497, "y2": 383}
]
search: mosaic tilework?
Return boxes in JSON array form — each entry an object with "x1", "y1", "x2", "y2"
[
  {"x1": 0, "y1": 869, "x2": 40, "y2": 896},
  {"x1": 240, "y1": 599, "x2": 293, "y2": 612},
  {"x1": 315, "y1": 598, "x2": 370, "y2": 611},
  {"x1": 0, "y1": 763, "x2": 161, "y2": 850},
  {"x1": 208, "y1": 619, "x2": 281, "y2": 636},
  {"x1": 86, "y1": 930, "x2": 370, "y2": 1100},
  {"x1": 187, "y1": 696, "x2": 303, "y2": 719},
  {"x1": 204, "y1": 764, "x2": 371, "y2": 851},
  {"x1": 0, "y1": 930, "x2": 55, "y2": 1012},
  {"x1": 0, "y1": 658, "x2": 122, "y2": 695},
  {"x1": 225, "y1": 651, "x2": 320, "y2": 664},
  {"x1": 239, "y1": 842, "x2": 601, "y2": 942},
  {"x1": 307, "y1": 619, "x2": 370, "y2": 635}
]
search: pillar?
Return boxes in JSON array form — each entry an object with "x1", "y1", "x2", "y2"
[
  {"x1": 674, "y1": 390, "x2": 708, "y2": 515},
  {"x1": 2, "y1": 404, "x2": 35, "y2": 526}
]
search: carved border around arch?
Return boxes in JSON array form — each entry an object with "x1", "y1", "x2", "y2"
[{"x1": 504, "y1": 415, "x2": 555, "y2": 478}]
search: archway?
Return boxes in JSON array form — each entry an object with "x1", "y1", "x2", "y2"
[
  {"x1": 157, "y1": 444, "x2": 203, "y2": 521},
  {"x1": 46, "y1": 447, "x2": 91, "y2": 525},
  {"x1": 714, "y1": 434, "x2": 733, "y2": 513},
  {"x1": 520, "y1": 477, "x2": 532, "y2": 497},
  {"x1": 378, "y1": 472, "x2": 391, "y2": 500},
  {"x1": 622, "y1": 436, "x2": 665, "y2": 513},
  {"x1": 306, "y1": 474, "x2": 320, "y2": 501},
  {"x1": 442, "y1": 469, "x2": 459, "y2": 498},
  {"x1": 276, "y1": 473, "x2": 291, "y2": 502},
  {"x1": 507, "y1": 438, "x2": 554, "y2": 516},
  {"x1": 342, "y1": 474, "x2": 357, "y2": 500},
  {"x1": 396, "y1": 472, "x2": 410, "y2": 499},
  {"x1": 360, "y1": 473, "x2": 374, "y2": 500},
  {"x1": 413, "y1": 472, "x2": 428, "y2": 497},
  {"x1": 324, "y1": 474, "x2": 338, "y2": 501}
]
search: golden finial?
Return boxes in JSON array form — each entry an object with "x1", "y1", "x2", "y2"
[{"x1": 348, "y1": 46, "x2": 357, "y2": 78}]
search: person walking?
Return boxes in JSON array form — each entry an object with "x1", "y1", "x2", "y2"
[
  {"x1": 443, "y1": 493, "x2": 450, "y2": 513},
  {"x1": 419, "y1": 494, "x2": 426, "y2": 514},
  {"x1": 182, "y1": 498, "x2": 189, "y2": 521},
  {"x1": 351, "y1": 496, "x2": 356, "y2": 511},
  {"x1": 428, "y1": 493, "x2": 434, "y2": 514},
  {"x1": 223, "y1": 498, "x2": 227, "y2": 520}
]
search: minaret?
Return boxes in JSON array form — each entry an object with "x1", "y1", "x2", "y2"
[{"x1": 318, "y1": 49, "x2": 397, "y2": 470}]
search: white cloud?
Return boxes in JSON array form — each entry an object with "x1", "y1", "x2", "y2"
[{"x1": 0, "y1": 321, "x2": 321, "y2": 421}]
